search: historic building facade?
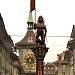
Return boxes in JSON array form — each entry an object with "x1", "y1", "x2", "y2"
[
  {"x1": 55, "y1": 25, "x2": 75, "y2": 75},
  {"x1": 15, "y1": 12, "x2": 36, "y2": 75},
  {"x1": 44, "y1": 62, "x2": 57, "y2": 75},
  {"x1": 0, "y1": 13, "x2": 22, "y2": 75},
  {"x1": 66, "y1": 25, "x2": 75, "y2": 75}
]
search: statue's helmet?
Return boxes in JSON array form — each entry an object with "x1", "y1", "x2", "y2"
[
  {"x1": 38, "y1": 16, "x2": 43, "y2": 20},
  {"x1": 38, "y1": 15, "x2": 44, "y2": 23}
]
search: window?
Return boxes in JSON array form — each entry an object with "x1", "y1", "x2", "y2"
[
  {"x1": 0, "y1": 45, "x2": 2, "y2": 53},
  {"x1": 28, "y1": 34, "x2": 33, "y2": 42},
  {"x1": 62, "y1": 65, "x2": 66, "y2": 69},
  {"x1": 28, "y1": 36, "x2": 33, "y2": 42},
  {"x1": 62, "y1": 72, "x2": 65, "y2": 75}
]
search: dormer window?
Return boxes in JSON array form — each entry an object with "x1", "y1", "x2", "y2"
[{"x1": 28, "y1": 34, "x2": 33, "y2": 42}]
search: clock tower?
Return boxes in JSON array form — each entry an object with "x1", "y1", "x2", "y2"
[{"x1": 15, "y1": 12, "x2": 36, "y2": 75}]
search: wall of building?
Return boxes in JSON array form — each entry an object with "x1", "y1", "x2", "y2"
[
  {"x1": 0, "y1": 44, "x2": 12, "y2": 75},
  {"x1": 0, "y1": 41, "x2": 22, "y2": 75},
  {"x1": 13, "y1": 67, "x2": 19, "y2": 75},
  {"x1": 57, "y1": 64, "x2": 69, "y2": 75}
]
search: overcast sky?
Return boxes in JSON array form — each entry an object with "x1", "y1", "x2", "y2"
[{"x1": 0, "y1": 0, "x2": 75, "y2": 62}]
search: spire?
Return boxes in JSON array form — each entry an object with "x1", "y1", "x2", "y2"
[
  {"x1": 27, "y1": 11, "x2": 33, "y2": 22},
  {"x1": 27, "y1": 12, "x2": 34, "y2": 30}
]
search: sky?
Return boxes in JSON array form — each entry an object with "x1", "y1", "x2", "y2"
[{"x1": 0, "y1": 0, "x2": 75, "y2": 62}]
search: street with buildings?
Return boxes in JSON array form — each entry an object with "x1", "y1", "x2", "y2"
[{"x1": 0, "y1": 8, "x2": 75, "y2": 75}]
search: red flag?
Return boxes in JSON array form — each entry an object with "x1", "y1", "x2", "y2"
[{"x1": 30, "y1": 0, "x2": 35, "y2": 12}]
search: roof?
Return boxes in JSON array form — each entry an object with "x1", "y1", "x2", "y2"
[
  {"x1": 55, "y1": 60, "x2": 69, "y2": 65},
  {"x1": 71, "y1": 25, "x2": 75, "y2": 39},
  {"x1": 0, "y1": 13, "x2": 8, "y2": 36},
  {"x1": 15, "y1": 30, "x2": 36, "y2": 49},
  {"x1": 27, "y1": 12, "x2": 33, "y2": 22},
  {"x1": 64, "y1": 50, "x2": 72, "y2": 61},
  {"x1": 67, "y1": 39, "x2": 75, "y2": 50},
  {"x1": 10, "y1": 52, "x2": 19, "y2": 61},
  {"x1": 0, "y1": 13, "x2": 14, "y2": 49}
]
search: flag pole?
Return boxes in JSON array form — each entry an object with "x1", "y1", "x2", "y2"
[
  {"x1": 30, "y1": 0, "x2": 36, "y2": 23},
  {"x1": 35, "y1": 0, "x2": 36, "y2": 23}
]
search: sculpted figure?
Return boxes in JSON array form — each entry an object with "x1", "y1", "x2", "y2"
[{"x1": 34, "y1": 16, "x2": 47, "y2": 45}]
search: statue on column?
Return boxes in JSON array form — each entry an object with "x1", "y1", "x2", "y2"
[{"x1": 34, "y1": 16, "x2": 47, "y2": 45}]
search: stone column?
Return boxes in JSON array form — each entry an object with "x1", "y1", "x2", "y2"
[
  {"x1": 32, "y1": 46, "x2": 49, "y2": 75},
  {"x1": 36, "y1": 59, "x2": 43, "y2": 75}
]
